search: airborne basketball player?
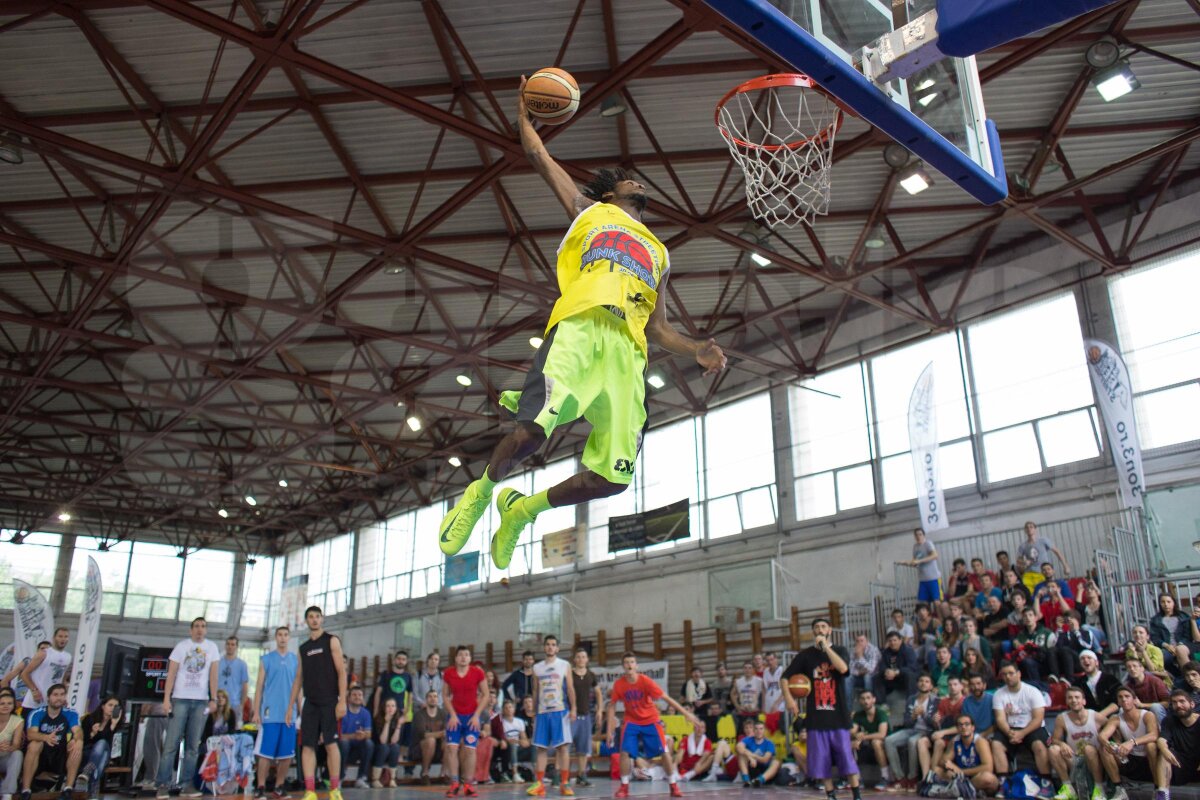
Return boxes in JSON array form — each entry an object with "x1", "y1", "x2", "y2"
[{"x1": 438, "y1": 79, "x2": 727, "y2": 568}]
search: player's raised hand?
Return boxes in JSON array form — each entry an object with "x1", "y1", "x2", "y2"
[{"x1": 697, "y1": 338, "x2": 727, "y2": 376}]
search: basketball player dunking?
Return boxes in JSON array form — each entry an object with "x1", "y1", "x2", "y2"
[
  {"x1": 288, "y1": 606, "x2": 347, "y2": 800},
  {"x1": 438, "y1": 79, "x2": 726, "y2": 568}
]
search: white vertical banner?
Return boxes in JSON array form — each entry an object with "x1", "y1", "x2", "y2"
[
  {"x1": 68, "y1": 557, "x2": 103, "y2": 717},
  {"x1": 12, "y1": 580, "x2": 54, "y2": 664},
  {"x1": 1085, "y1": 339, "x2": 1146, "y2": 509},
  {"x1": 908, "y1": 362, "x2": 949, "y2": 532}
]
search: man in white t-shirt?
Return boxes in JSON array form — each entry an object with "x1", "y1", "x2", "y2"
[
  {"x1": 762, "y1": 653, "x2": 784, "y2": 717},
  {"x1": 991, "y1": 661, "x2": 1052, "y2": 790},
  {"x1": 155, "y1": 617, "x2": 221, "y2": 799},
  {"x1": 733, "y1": 662, "x2": 764, "y2": 729},
  {"x1": 529, "y1": 635, "x2": 577, "y2": 796},
  {"x1": 20, "y1": 628, "x2": 72, "y2": 711}
]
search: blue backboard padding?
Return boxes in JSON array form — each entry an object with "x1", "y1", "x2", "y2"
[
  {"x1": 701, "y1": 0, "x2": 1008, "y2": 205},
  {"x1": 936, "y1": 0, "x2": 1124, "y2": 57}
]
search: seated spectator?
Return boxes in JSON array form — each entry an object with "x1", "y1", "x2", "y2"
[
  {"x1": 80, "y1": 696, "x2": 122, "y2": 798},
  {"x1": 1126, "y1": 626, "x2": 1172, "y2": 687},
  {"x1": 934, "y1": 714, "x2": 1000, "y2": 795},
  {"x1": 1150, "y1": 594, "x2": 1198, "y2": 675},
  {"x1": 971, "y1": 559, "x2": 999, "y2": 593},
  {"x1": 875, "y1": 631, "x2": 918, "y2": 700},
  {"x1": 935, "y1": 618, "x2": 962, "y2": 663},
  {"x1": 1001, "y1": 568, "x2": 1032, "y2": 609},
  {"x1": 1152, "y1": 689, "x2": 1200, "y2": 797},
  {"x1": 1048, "y1": 686, "x2": 1106, "y2": 800},
  {"x1": 851, "y1": 689, "x2": 891, "y2": 790},
  {"x1": 962, "y1": 648, "x2": 995, "y2": 690},
  {"x1": 369, "y1": 698, "x2": 403, "y2": 787},
  {"x1": 676, "y1": 719, "x2": 716, "y2": 783},
  {"x1": 1032, "y1": 562, "x2": 1075, "y2": 603},
  {"x1": 960, "y1": 618, "x2": 993, "y2": 666},
  {"x1": 981, "y1": 595, "x2": 1011, "y2": 649},
  {"x1": 930, "y1": 647, "x2": 964, "y2": 697},
  {"x1": 887, "y1": 609, "x2": 915, "y2": 648},
  {"x1": 1078, "y1": 578, "x2": 1108, "y2": 646},
  {"x1": 491, "y1": 699, "x2": 529, "y2": 783},
  {"x1": 885, "y1": 673, "x2": 937, "y2": 790},
  {"x1": 1038, "y1": 580, "x2": 1076, "y2": 631},
  {"x1": 1181, "y1": 663, "x2": 1200, "y2": 708},
  {"x1": 990, "y1": 662, "x2": 1052, "y2": 789},
  {"x1": 1098, "y1": 686, "x2": 1159, "y2": 799},
  {"x1": 1058, "y1": 611, "x2": 1101, "y2": 659},
  {"x1": 996, "y1": 551, "x2": 1013, "y2": 580},
  {"x1": 517, "y1": 695, "x2": 536, "y2": 727},
  {"x1": 1074, "y1": 651, "x2": 1120, "y2": 715},
  {"x1": 0, "y1": 689, "x2": 25, "y2": 800},
  {"x1": 724, "y1": 718, "x2": 756, "y2": 783},
  {"x1": 681, "y1": 667, "x2": 710, "y2": 709},
  {"x1": 849, "y1": 633, "x2": 881, "y2": 702},
  {"x1": 1125, "y1": 658, "x2": 1170, "y2": 720},
  {"x1": 1011, "y1": 607, "x2": 1069, "y2": 685},
  {"x1": 735, "y1": 720, "x2": 778, "y2": 787},
  {"x1": 973, "y1": 574, "x2": 1003, "y2": 619},
  {"x1": 1007, "y1": 592, "x2": 1037, "y2": 639},
  {"x1": 410, "y1": 690, "x2": 447, "y2": 784},
  {"x1": 948, "y1": 559, "x2": 975, "y2": 600},
  {"x1": 20, "y1": 684, "x2": 83, "y2": 800},
  {"x1": 201, "y1": 689, "x2": 237, "y2": 738},
  {"x1": 918, "y1": 676, "x2": 966, "y2": 777},
  {"x1": 338, "y1": 686, "x2": 374, "y2": 787},
  {"x1": 733, "y1": 661, "x2": 764, "y2": 729},
  {"x1": 930, "y1": 675, "x2": 996, "y2": 772},
  {"x1": 913, "y1": 604, "x2": 939, "y2": 662}
]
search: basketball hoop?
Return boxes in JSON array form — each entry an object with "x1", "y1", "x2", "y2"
[{"x1": 715, "y1": 74, "x2": 847, "y2": 228}]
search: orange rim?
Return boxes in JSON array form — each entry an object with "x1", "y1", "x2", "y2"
[{"x1": 714, "y1": 73, "x2": 850, "y2": 152}]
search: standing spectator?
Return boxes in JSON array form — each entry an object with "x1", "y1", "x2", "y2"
[
  {"x1": 372, "y1": 652, "x2": 414, "y2": 724},
  {"x1": 783, "y1": 618, "x2": 863, "y2": 800},
  {"x1": 901, "y1": 528, "x2": 942, "y2": 603},
  {"x1": 733, "y1": 662, "x2": 764, "y2": 730},
  {"x1": 875, "y1": 631, "x2": 918, "y2": 700},
  {"x1": 19, "y1": 629, "x2": 72, "y2": 715},
  {"x1": 527, "y1": 635, "x2": 576, "y2": 797},
  {"x1": 1151, "y1": 689, "x2": 1200, "y2": 800},
  {"x1": 751, "y1": 654, "x2": 765, "y2": 677},
  {"x1": 850, "y1": 689, "x2": 891, "y2": 789},
  {"x1": 1126, "y1": 625, "x2": 1171, "y2": 686},
  {"x1": 338, "y1": 687, "x2": 374, "y2": 787},
  {"x1": 933, "y1": 714, "x2": 1000, "y2": 795},
  {"x1": 1124, "y1": 659, "x2": 1169, "y2": 719},
  {"x1": 502, "y1": 652, "x2": 536, "y2": 704},
  {"x1": 762, "y1": 652, "x2": 785, "y2": 723},
  {"x1": 0, "y1": 689, "x2": 24, "y2": 800},
  {"x1": 848, "y1": 635, "x2": 880, "y2": 704},
  {"x1": 1150, "y1": 595, "x2": 1198, "y2": 675},
  {"x1": 79, "y1": 695, "x2": 121, "y2": 798},
  {"x1": 735, "y1": 720, "x2": 779, "y2": 787},
  {"x1": 370, "y1": 698, "x2": 403, "y2": 787},
  {"x1": 884, "y1": 673, "x2": 937, "y2": 790},
  {"x1": 709, "y1": 663, "x2": 733, "y2": 717},
  {"x1": 411, "y1": 690, "x2": 448, "y2": 785},
  {"x1": 1074, "y1": 651, "x2": 1120, "y2": 715},
  {"x1": 948, "y1": 560, "x2": 975, "y2": 600},
  {"x1": 1017, "y1": 522, "x2": 1072, "y2": 592},
  {"x1": 416, "y1": 652, "x2": 444, "y2": 707},
  {"x1": 1047, "y1": 686, "x2": 1105, "y2": 800},
  {"x1": 288, "y1": 606, "x2": 349, "y2": 800},
  {"x1": 154, "y1": 618, "x2": 220, "y2": 799},
  {"x1": 442, "y1": 646, "x2": 488, "y2": 797},
  {"x1": 253, "y1": 626, "x2": 298, "y2": 800},
  {"x1": 218, "y1": 637, "x2": 249, "y2": 726},
  {"x1": 990, "y1": 662, "x2": 1052, "y2": 790},
  {"x1": 1098, "y1": 686, "x2": 1159, "y2": 800},
  {"x1": 571, "y1": 647, "x2": 602, "y2": 787},
  {"x1": 19, "y1": 684, "x2": 83, "y2": 800}
]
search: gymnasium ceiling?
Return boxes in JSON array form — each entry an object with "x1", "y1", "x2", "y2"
[{"x1": 0, "y1": 0, "x2": 1198, "y2": 555}]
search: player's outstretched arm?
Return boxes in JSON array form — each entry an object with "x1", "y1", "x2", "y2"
[
  {"x1": 517, "y1": 77, "x2": 591, "y2": 220},
  {"x1": 646, "y1": 273, "x2": 727, "y2": 376}
]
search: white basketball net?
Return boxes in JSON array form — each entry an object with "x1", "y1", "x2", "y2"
[{"x1": 716, "y1": 76, "x2": 843, "y2": 228}]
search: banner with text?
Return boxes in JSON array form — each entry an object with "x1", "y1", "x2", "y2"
[
  {"x1": 68, "y1": 557, "x2": 102, "y2": 717},
  {"x1": 1085, "y1": 338, "x2": 1146, "y2": 509},
  {"x1": 541, "y1": 527, "x2": 580, "y2": 568},
  {"x1": 608, "y1": 500, "x2": 690, "y2": 552},
  {"x1": 444, "y1": 551, "x2": 480, "y2": 587},
  {"x1": 591, "y1": 660, "x2": 671, "y2": 710},
  {"x1": 908, "y1": 362, "x2": 949, "y2": 532},
  {"x1": 12, "y1": 580, "x2": 54, "y2": 664}
]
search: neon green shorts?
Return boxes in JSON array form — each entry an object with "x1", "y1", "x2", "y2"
[{"x1": 499, "y1": 306, "x2": 648, "y2": 485}]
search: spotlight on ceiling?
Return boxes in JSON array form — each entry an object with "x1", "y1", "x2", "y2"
[
  {"x1": 278, "y1": 479, "x2": 288, "y2": 488},
  {"x1": 738, "y1": 222, "x2": 774, "y2": 267},
  {"x1": 448, "y1": 456, "x2": 462, "y2": 467},
  {"x1": 600, "y1": 95, "x2": 628, "y2": 117},
  {"x1": 899, "y1": 163, "x2": 934, "y2": 195},
  {"x1": 1094, "y1": 60, "x2": 1139, "y2": 102},
  {"x1": 882, "y1": 142, "x2": 912, "y2": 170},
  {"x1": 529, "y1": 336, "x2": 544, "y2": 349},
  {"x1": 647, "y1": 374, "x2": 666, "y2": 389},
  {"x1": 0, "y1": 133, "x2": 24, "y2": 166},
  {"x1": 246, "y1": 557, "x2": 257, "y2": 566},
  {"x1": 750, "y1": 252, "x2": 772, "y2": 267},
  {"x1": 864, "y1": 224, "x2": 886, "y2": 249},
  {"x1": 384, "y1": 264, "x2": 406, "y2": 275},
  {"x1": 455, "y1": 374, "x2": 472, "y2": 387},
  {"x1": 395, "y1": 399, "x2": 406, "y2": 408},
  {"x1": 1084, "y1": 35, "x2": 1121, "y2": 69},
  {"x1": 406, "y1": 415, "x2": 423, "y2": 432},
  {"x1": 244, "y1": 495, "x2": 257, "y2": 507},
  {"x1": 57, "y1": 512, "x2": 71, "y2": 522},
  {"x1": 218, "y1": 508, "x2": 230, "y2": 519}
]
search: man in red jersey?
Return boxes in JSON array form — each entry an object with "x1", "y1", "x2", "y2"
[
  {"x1": 605, "y1": 652, "x2": 699, "y2": 799},
  {"x1": 442, "y1": 647, "x2": 489, "y2": 799}
]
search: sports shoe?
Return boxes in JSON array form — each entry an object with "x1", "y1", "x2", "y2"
[
  {"x1": 1054, "y1": 784, "x2": 1078, "y2": 800},
  {"x1": 872, "y1": 781, "x2": 888, "y2": 792},
  {"x1": 273, "y1": 788, "x2": 289, "y2": 798},
  {"x1": 750, "y1": 778, "x2": 763, "y2": 788},
  {"x1": 21, "y1": 790, "x2": 34, "y2": 800},
  {"x1": 446, "y1": 782, "x2": 462, "y2": 797},
  {"x1": 1107, "y1": 786, "x2": 1129, "y2": 800},
  {"x1": 884, "y1": 782, "x2": 903, "y2": 793},
  {"x1": 576, "y1": 777, "x2": 592, "y2": 787},
  {"x1": 560, "y1": 785, "x2": 575, "y2": 796},
  {"x1": 182, "y1": 787, "x2": 203, "y2": 798},
  {"x1": 528, "y1": 781, "x2": 547, "y2": 796},
  {"x1": 701, "y1": 772, "x2": 719, "y2": 783},
  {"x1": 463, "y1": 785, "x2": 478, "y2": 797},
  {"x1": 615, "y1": 784, "x2": 630, "y2": 799},
  {"x1": 329, "y1": 789, "x2": 343, "y2": 800},
  {"x1": 439, "y1": 481, "x2": 492, "y2": 557},
  {"x1": 1091, "y1": 788, "x2": 1105, "y2": 800},
  {"x1": 670, "y1": 783, "x2": 684, "y2": 798},
  {"x1": 58, "y1": 790, "x2": 72, "y2": 800},
  {"x1": 1153, "y1": 791, "x2": 1169, "y2": 800},
  {"x1": 492, "y1": 489, "x2": 535, "y2": 569},
  {"x1": 254, "y1": 788, "x2": 267, "y2": 799}
]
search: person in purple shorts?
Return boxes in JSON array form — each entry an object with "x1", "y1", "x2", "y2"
[{"x1": 784, "y1": 619, "x2": 863, "y2": 800}]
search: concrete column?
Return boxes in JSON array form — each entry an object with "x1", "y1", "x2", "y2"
[
  {"x1": 49, "y1": 534, "x2": 76, "y2": 615},
  {"x1": 770, "y1": 384, "x2": 797, "y2": 530},
  {"x1": 227, "y1": 559, "x2": 247, "y2": 633}
]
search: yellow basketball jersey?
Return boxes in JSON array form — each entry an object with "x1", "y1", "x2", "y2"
[{"x1": 545, "y1": 202, "x2": 670, "y2": 354}]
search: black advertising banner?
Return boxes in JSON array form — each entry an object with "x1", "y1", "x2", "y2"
[{"x1": 608, "y1": 499, "x2": 690, "y2": 552}]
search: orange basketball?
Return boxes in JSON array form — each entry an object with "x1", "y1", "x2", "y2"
[
  {"x1": 787, "y1": 674, "x2": 812, "y2": 698},
  {"x1": 524, "y1": 67, "x2": 580, "y2": 125}
]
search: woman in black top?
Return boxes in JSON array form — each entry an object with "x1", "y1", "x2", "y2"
[
  {"x1": 81, "y1": 695, "x2": 122, "y2": 797},
  {"x1": 370, "y1": 698, "x2": 404, "y2": 786},
  {"x1": 202, "y1": 689, "x2": 237, "y2": 739}
]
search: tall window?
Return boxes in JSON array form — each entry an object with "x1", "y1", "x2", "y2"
[
  {"x1": 65, "y1": 538, "x2": 130, "y2": 616},
  {"x1": 1110, "y1": 248, "x2": 1200, "y2": 448},
  {"x1": 241, "y1": 557, "x2": 279, "y2": 629},
  {"x1": 125, "y1": 541, "x2": 184, "y2": 619},
  {"x1": 789, "y1": 365, "x2": 873, "y2": 520},
  {"x1": 289, "y1": 534, "x2": 354, "y2": 615},
  {"x1": 705, "y1": 392, "x2": 777, "y2": 535},
  {"x1": 871, "y1": 334, "x2": 977, "y2": 504},
  {"x1": 0, "y1": 533, "x2": 61, "y2": 608},
  {"x1": 967, "y1": 293, "x2": 1098, "y2": 482},
  {"x1": 179, "y1": 549, "x2": 235, "y2": 623}
]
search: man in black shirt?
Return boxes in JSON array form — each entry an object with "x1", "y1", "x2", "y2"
[
  {"x1": 1154, "y1": 689, "x2": 1200, "y2": 795},
  {"x1": 1073, "y1": 651, "x2": 1120, "y2": 715},
  {"x1": 784, "y1": 619, "x2": 862, "y2": 800},
  {"x1": 288, "y1": 606, "x2": 347, "y2": 800},
  {"x1": 501, "y1": 652, "x2": 535, "y2": 704}
]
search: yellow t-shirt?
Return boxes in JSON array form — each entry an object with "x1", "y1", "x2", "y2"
[{"x1": 545, "y1": 202, "x2": 669, "y2": 354}]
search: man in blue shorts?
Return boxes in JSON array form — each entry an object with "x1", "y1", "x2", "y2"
[
  {"x1": 901, "y1": 528, "x2": 942, "y2": 602},
  {"x1": 253, "y1": 626, "x2": 299, "y2": 798},
  {"x1": 528, "y1": 635, "x2": 577, "y2": 797}
]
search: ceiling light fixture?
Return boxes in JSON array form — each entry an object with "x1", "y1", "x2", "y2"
[
  {"x1": 529, "y1": 336, "x2": 544, "y2": 349},
  {"x1": 0, "y1": 133, "x2": 24, "y2": 166},
  {"x1": 882, "y1": 142, "x2": 912, "y2": 169},
  {"x1": 750, "y1": 252, "x2": 772, "y2": 267},
  {"x1": 57, "y1": 512, "x2": 71, "y2": 522},
  {"x1": 1084, "y1": 35, "x2": 1121, "y2": 69},
  {"x1": 864, "y1": 224, "x2": 886, "y2": 249},
  {"x1": 218, "y1": 508, "x2": 230, "y2": 518},
  {"x1": 455, "y1": 374, "x2": 472, "y2": 387},
  {"x1": 899, "y1": 163, "x2": 934, "y2": 195},
  {"x1": 917, "y1": 92, "x2": 938, "y2": 107},
  {"x1": 244, "y1": 495, "x2": 257, "y2": 506},
  {"x1": 914, "y1": 78, "x2": 935, "y2": 91},
  {"x1": 278, "y1": 479, "x2": 288, "y2": 488},
  {"x1": 384, "y1": 264, "x2": 406, "y2": 275},
  {"x1": 395, "y1": 399, "x2": 405, "y2": 408},
  {"x1": 406, "y1": 415, "x2": 422, "y2": 432},
  {"x1": 647, "y1": 374, "x2": 666, "y2": 389},
  {"x1": 600, "y1": 95, "x2": 628, "y2": 117},
  {"x1": 1094, "y1": 60, "x2": 1139, "y2": 102},
  {"x1": 448, "y1": 456, "x2": 462, "y2": 467}
]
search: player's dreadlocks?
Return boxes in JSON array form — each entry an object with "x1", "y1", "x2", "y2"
[{"x1": 581, "y1": 167, "x2": 631, "y2": 203}]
